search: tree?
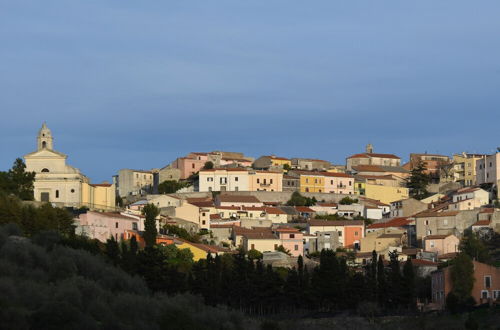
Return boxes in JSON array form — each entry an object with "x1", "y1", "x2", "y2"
[
  {"x1": 406, "y1": 160, "x2": 431, "y2": 200},
  {"x1": 247, "y1": 249, "x2": 263, "y2": 260},
  {"x1": 275, "y1": 245, "x2": 291, "y2": 256},
  {"x1": 339, "y1": 196, "x2": 358, "y2": 205},
  {"x1": 402, "y1": 258, "x2": 415, "y2": 309},
  {"x1": 105, "y1": 236, "x2": 121, "y2": 265},
  {"x1": 460, "y1": 229, "x2": 491, "y2": 264},
  {"x1": 142, "y1": 204, "x2": 159, "y2": 248},
  {"x1": 203, "y1": 161, "x2": 214, "y2": 170},
  {"x1": 449, "y1": 253, "x2": 475, "y2": 310},
  {"x1": 286, "y1": 191, "x2": 316, "y2": 206},
  {"x1": 158, "y1": 180, "x2": 189, "y2": 194},
  {"x1": 0, "y1": 158, "x2": 35, "y2": 200},
  {"x1": 283, "y1": 163, "x2": 291, "y2": 171}
]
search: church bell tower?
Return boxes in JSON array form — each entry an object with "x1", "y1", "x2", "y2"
[{"x1": 37, "y1": 122, "x2": 54, "y2": 150}]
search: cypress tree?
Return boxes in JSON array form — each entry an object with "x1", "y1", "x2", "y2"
[
  {"x1": 402, "y1": 258, "x2": 415, "y2": 309},
  {"x1": 142, "y1": 204, "x2": 159, "y2": 248},
  {"x1": 377, "y1": 255, "x2": 387, "y2": 308}
]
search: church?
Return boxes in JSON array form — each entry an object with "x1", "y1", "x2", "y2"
[{"x1": 24, "y1": 123, "x2": 116, "y2": 210}]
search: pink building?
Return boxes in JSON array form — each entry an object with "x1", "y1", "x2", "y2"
[
  {"x1": 276, "y1": 227, "x2": 304, "y2": 257},
  {"x1": 76, "y1": 211, "x2": 142, "y2": 242},
  {"x1": 423, "y1": 234, "x2": 459, "y2": 256},
  {"x1": 323, "y1": 172, "x2": 355, "y2": 194},
  {"x1": 172, "y1": 152, "x2": 253, "y2": 179}
]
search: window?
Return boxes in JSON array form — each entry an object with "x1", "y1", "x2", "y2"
[
  {"x1": 489, "y1": 162, "x2": 493, "y2": 167},
  {"x1": 235, "y1": 177, "x2": 239, "y2": 182},
  {"x1": 355, "y1": 231, "x2": 358, "y2": 236},
  {"x1": 481, "y1": 290, "x2": 489, "y2": 299},
  {"x1": 306, "y1": 179, "x2": 309, "y2": 183},
  {"x1": 305, "y1": 188, "x2": 309, "y2": 192},
  {"x1": 270, "y1": 179, "x2": 273, "y2": 184},
  {"x1": 294, "y1": 245, "x2": 299, "y2": 251},
  {"x1": 220, "y1": 177, "x2": 227, "y2": 184},
  {"x1": 251, "y1": 244, "x2": 255, "y2": 250},
  {"x1": 493, "y1": 290, "x2": 500, "y2": 300},
  {"x1": 202, "y1": 220, "x2": 206, "y2": 225},
  {"x1": 132, "y1": 222, "x2": 138, "y2": 230},
  {"x1": 143, "y1": 175, "x2": 146, "y2": 179},
  {"x1": 41, "y1": 168, "x2": 49, "y2": 173},
  {"x1": 274, "y1": 244, "x2": 278, "y2": 250},
  {"x1": 338, "y1": 231, "x2": 342, "y2": 237},
  {"x1": 349, "y1": 181, "x2": 352, "y2": 186},
  {"x1": 55, "y1": 190, "x2": 59, "y2": 198},
  {"x1": 42, "y1": 141, "x2": 47, "y2": 148},
  {"x1": 290, "y1": 234, "x2": 295, "y2": 238},
  {"x1": 235, "y1": 187, "x2": 239, "y2": 191},
  {"x1": 136, "y1": 174, "x2": 138, "y2": 178},
  {"x1": 257, "y1": 179, "x2": 260, "y2": 183},
  {"x1": 430, "y1": 241, "x2": 435, "y2": 248},
  {"x1": 192, "y1": 164, "x2": 195, "y2": 169},
  {"x1": 425, "y1": 220, "x2": 429, "y2": 225},
  {"x1": 71, "y1": 189, "x2": 75, "y2": 193},
  {"x1": 263, "y1": 179, "x2": 267, "y2": 184},
  {"x1": 485, "y1": 276, "x2": 492, "y2": 288},
  {"x1": 208, "y1": 187, "x2": 212, "y2": 192},
  {"x1": 202, "y1": 212, "x2": 206, "y2": 216},
  {"x1": 331, "y1": 180, "x2": 334, "y2": 184},
  {"x1": 115, "y1": 222, "x2": 118, "y2": 228}
]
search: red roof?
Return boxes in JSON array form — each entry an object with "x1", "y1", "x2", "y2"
[
  {"x1": 210, "y1": 214, "x2": 221, "y2": 220},
  {"x1": 308, "y1": 219, "x2": 365, "y2": 227},
  {"x1": 368, "y1": 217, "x2": 412, "y2": 229},
  {"x1": 348, "y1": 153, "x2": 400, "y2": 159},
  {"x1": 295, "y1": 206, "x2": 316, "y2": 213},
  {"x1": 276, "y1": 227, "x2": 300, "y2": 233},
  {"x1": 472, "y1": 220, "x2": 491, "y2": 226},
  {"x1": 424, "y1": 235, "x2": 450, "y2": 240},
  {"x1": 480, "y1": 208, "x2": 494, "y2": 214},
  {"x1": 411, "y1": 259, "x2": 439, "y2": 266}
]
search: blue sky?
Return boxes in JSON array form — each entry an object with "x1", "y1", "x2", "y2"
[{"x1": 1, "y1": 1, "x2": 499, "y2": 182}]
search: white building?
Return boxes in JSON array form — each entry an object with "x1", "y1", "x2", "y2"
[
  {"x1": 199, "y1": 168, "x2": 249, "y2": 192},
  {"x1": 476, "y1": 153, "x2": 500, "y2": 186}
]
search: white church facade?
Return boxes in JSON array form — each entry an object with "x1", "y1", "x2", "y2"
[{"x1": 24, "y1": 123, "x2": 116, "y2": 210}]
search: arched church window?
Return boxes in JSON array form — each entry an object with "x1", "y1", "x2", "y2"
[
  {"x1": 42, "y1": 141, "x2": 47, "y2": 148},
  {"x1": 41, "y1": 168, "x2": 49, "y2": 173}
]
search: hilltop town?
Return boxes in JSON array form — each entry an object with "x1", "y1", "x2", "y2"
[{"x1": 0, "y1": 122, "x2": 498, "y2": 328}]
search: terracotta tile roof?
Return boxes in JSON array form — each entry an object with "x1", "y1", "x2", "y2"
[
  {"x1": 472, "y1": 220, "x2": 491, "y2": 226},
  {"x1": 210, "y1": 224, "x2": 234, "y2": 228},
  {"x1": 352, "y1": 165, "x2": 409, "y2": 173},
  {"x1": 216, "y1": 206, "x2": 242, "y2": 210},
  {"x1": 200, "y1": 168, "x2": 249, "y2": 172},
  {"x1": 264, "y1": 207, "x2": 287, "y2": 215},
  {"x1": 266, "y1": 155, "x2": 290, "y2": 161},
  {"x1": 89, "y1": 183, "x2": 113, "y2": 187},
  {"x1": 316, "y1": 203, "x2": 338, "y2": 207},
  {"x1": 480, "y1": 208, "x2": 494, "y2": 214},
  {"x1": 368, "y1": 217, "x2": 412, "y2": 229},
  {"x1": 424, "y1": 235, "x2": 450, "y2": 240},
  {"x1": 455, "y1": 187, "x2": 481, "y2": 194},
  {"x1": 414, "y1": 211, "x2": 459, "y2": 218},
  {"x1": 308, "y1": 219, "x2": 365, "y2": 227},
  {"x1": 290, "y1": 170, "x2": 353, "y2": 178},
  {"x1": 218, "y1": 195, "x2": 261, "y2": 203},
  {"x1": 437, "y1": 252, "x2": 458, "y2": 260},
  {"x1": 242, "y1": 231, "x2": 277, "y2": 240},
  {"x1": 295, "y1": 206, "x2": 316, "y2": 213},
  {"x1": 355, "y1": 174, "x2": 396, "y2": 181},
  {"x1": 233, "y1": 226, "x2": 270, "y2": 236},
  {"x1": 276, "y1": 227, "x2": 301, "y2": 233},
  {"x1": 210, "y1": 214, "x2": 221, "y2": 220},
  {"x1": 348, "y1": 153, "x2": 400, "y2": 159},
  {"x1": 176, "y1": 238, "x2": 232, "y2": 253},
  {"x1": 189, "y1": 201, "x2": 214, "y2": 208}
]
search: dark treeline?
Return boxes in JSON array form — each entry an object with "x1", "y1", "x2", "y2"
[{"x1": 0, "y1": 224, "x2": 250, "y2": 330}]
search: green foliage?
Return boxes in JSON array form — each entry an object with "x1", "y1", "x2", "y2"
[
  {"x1": 406, "y1": 160, "x2": 431, "y2": 200},
  {"x1": 339, "y1": 196, "x2": 358, "y2": 205},
  {"x1": 315, "y1": 213, "x2": 347, "y2": 220},
  {"x1": 460, "y1": 229, "x2": 491, "y2": 264},
  {"x1": 275, "y1": 245, "x2": 291, "y2": 256},
  {"x1": 449, "y1": 253, "x2": 475, "y2": 310},
  {"x1": 164, "y1": 224, "x2": 200, "y2": 243},
  {"x1": 142, "y1": 203, "x2": 159, "y2": 248},
  {"x1": 203, "y1": 161, "x2": 214, "y2": 170},
  {"x1": 158, "y1": 180, "x2": 191, "y2": 194},
  {"x1": 0, "y1": 193, "x2": 74, "y2": 237},
  {"x1": 282, "y1": 163, "x2": 291, "y2": 171},
  {"x1": 286, "y1": 191, "x2": 316, "y2": 206},
  {"x1": 0, "y1": 158, "x2": 36, "y2": 200},
  {"x1": 247, "y1": 249, "x2": 263, "y2": 260}
]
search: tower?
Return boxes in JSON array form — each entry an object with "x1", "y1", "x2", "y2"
[
  {"x1": 365, "y1": 143, "x2": 373, "y2": 154},
  {"x1": 37, "y1": 122, "x2": 53, "y2": 150}
]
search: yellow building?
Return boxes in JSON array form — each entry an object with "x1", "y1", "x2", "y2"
[
  {"x1": 298, "y1": 173, "x2": 325, "y2": 193},
  {"x1": 270, "y1": 156, "x2": 292, "y2": 167},
  {"x1": 174, "y1": 239, "x2": 230, "y2": 261},
  {"x1": 364, "y1": 184, "x2": 409, "y2": 204},
  {"x1": 81, "y1": 183, "x2": 116, "y2": 211},
  {"x1": 453, "y1": 153, "x2": 484, "y2": 186}
]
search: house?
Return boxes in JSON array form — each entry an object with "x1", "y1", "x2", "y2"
[
  {"x1": 247, "y1": 170, "x2": 283, "y2": 192},
  {"x1": 174, "y1": 238, "x2": 232, "y2": 261},
  {"x1": 351, "y1": 165, "x2": 410, "y2": 180},
  {"x1": 362, "y1": 184, "x2": 410, "y2": 204},
  {"x1": 310, "y1": 203, "x2": 338, "y2": 215},
  {"x1": 24, "y1": 123, "x2": 116, "y2": 211},
  {"x1": 364, "y1": 206, "x2": 384, "y2": 220},
  {"x1": 307, "y1": 231, "x2": 341, "y2": 254},
  {"x1": 173, "y1": 199, "x2": 213, "y2": 230},
  {"x1": 199, "y1": 168, "x2": 249, "y2": 192},
  {"x1": 114, "y1": 169, "x2": 154, "y2": 198},
  {"x1": 282, "y1": 175, "x2": 300, "y2": 191},
  {"x1": 476, "y1": 152, "x2": 500, "y2": 186},
  {"x1": 337, "y1": 204, "x2": 364, "y2": 218},
  {"x1": 291, "y1": 158, "x2": 331, "y2": 171},
  {"x1": 346, "y1": 144, "x2": 401, "y2": 171},
  {"x1": 359, "y1": 231, "x2": 407, "y2": 254},
  {"x1": 124, "y1": 231, "x2": 175, "y2": 248},
  {"x1": 432, "y1": 260, "x2": 500, "y2": 309},
  {"x1": 406, "y1": 153, "x2": 451, "y2": 183},
  {"x1": 75, "y1": 211, "x2": 144, "y2": 242},
  {"x1": 242, "y1": 230, "x2": 281, "y2": 253},
  {"x1": 441, "y1": 153, "x2": 485, "y2": 186},
  {"x1": 390, "y1": 198, "x2": 429, "y2": 218},
  {"x1": 295, "y1": 206, "x2": 316, "y2": 219},
  {"x1": 414, "y1": 210, "x2": 480, "y2": 241},
  {"x1": 146, "y1": 194, "x2": 183, "y2": 208},
  {"x1": 288, "y1": 170, "x2": 355, "y2": 194},
  {"x1": 275, "y1": 227, "x2": 304, "y2": 257},
  {"x1": 215, "y1": 195, "x2": 263, "y2": 207},
  {"x1": 423, "y1": 234, "x2": 459, "y2": 256},
  {"x1": 449, "y1": 187, "x2": 489, "y2": 211},
  {"x1": 307, "y1": 220, "x2": 365, "y2": 248},
  {"x1": 253, "y1": 155, "x2": 291, "y2": 170}
]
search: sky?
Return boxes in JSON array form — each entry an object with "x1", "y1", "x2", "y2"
[{"x1": 1, "y1": 1, "x2": 499, "y2": 182}]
